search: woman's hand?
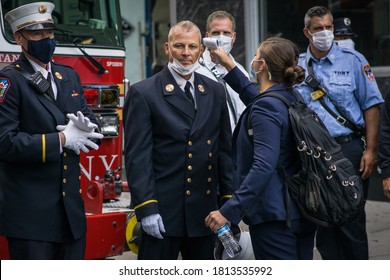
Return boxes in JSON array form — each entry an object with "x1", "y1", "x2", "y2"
[
  {"x1": 205, "y1": 210, "x2": 228, "y2": 233},
  {"x1": 209, "y1": 47, "x2": 236, "y2": 71}
]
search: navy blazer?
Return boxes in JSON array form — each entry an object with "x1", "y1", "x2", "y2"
[
  {"x1": 0, "y1": 53, "x2": 97, "y2": 242},
  {"x1": 219, "y1": 67, "x2": 301, "y2": 226},
  {"x1": 124, "y1": 66, "x2": 234, "y2": 237}
]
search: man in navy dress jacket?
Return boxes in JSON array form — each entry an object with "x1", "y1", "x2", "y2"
[
  {"x1": 0, "y1": 2, "x2": 102, "y2": 259},
  {"x1": 124, "y1": 20, "x2": 234, "y2": 260}
]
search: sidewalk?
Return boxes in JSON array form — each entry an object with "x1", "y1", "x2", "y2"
[
  {"x1": 312, "y1": 200, "x2": 390, "y2": 260},
  {"x1": 365, "y1": 200, "x2": 390, "y2": 259}
]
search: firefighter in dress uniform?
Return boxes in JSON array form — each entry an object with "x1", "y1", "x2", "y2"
[
  {"x1": 124, "y1": 20, "x2": 234, "y2": 260},
  {"x1": 0, "y1": 2, "x2": 102, "y2": 260}
]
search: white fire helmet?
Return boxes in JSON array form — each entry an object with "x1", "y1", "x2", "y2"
[{"x1": 214, "y1": 230, "x2": 254, "y2": 260}]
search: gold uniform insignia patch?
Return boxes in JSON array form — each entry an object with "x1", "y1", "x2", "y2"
[
  {"x1": 198, "y1": 84, "x2": 205, "y2": 92},
  {"x1": 165, "y1": 84, "x2": 174, "y2": 92},
  {"x1": 55, "y1": 72, "x2": 63, "y2": 80}
]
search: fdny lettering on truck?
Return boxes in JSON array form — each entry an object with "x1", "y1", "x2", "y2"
[{"x1": 80, "y1": 154, "x2": 119, "y2": 180}]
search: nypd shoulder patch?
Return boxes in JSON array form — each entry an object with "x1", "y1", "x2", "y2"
[
  {"x1": 362, "y1": 64, "x2": 375, "y2": 83},
  {"x1": 0, "y1": 78, "x2": 10, "y2": 103}
]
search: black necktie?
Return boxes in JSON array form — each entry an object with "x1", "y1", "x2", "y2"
[
  {"x1": 184, "y1": 81, "x2": 195, "y2": 106},
  {"x1": 46, "y1": 73, "x2": 55, "y2": 100}
]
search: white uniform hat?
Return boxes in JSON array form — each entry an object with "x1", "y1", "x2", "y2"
[
  {"x1": 214, "y1": 230, "x2": 254, "y2": 260},
  {"x1": 4, "y1": 2, "x2": 55, "y2": 33}
]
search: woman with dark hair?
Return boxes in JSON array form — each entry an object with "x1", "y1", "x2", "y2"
[{"x1": 205, "y1": 37, "x2": 316, "y2": 259}]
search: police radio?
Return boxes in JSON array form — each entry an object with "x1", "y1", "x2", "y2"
[
  {"x1": 305, "y1": 74, "x2": 326, "y2": 101},
  {"x1": 29, "y1": 71, "x2": 50, "y2": 95}
]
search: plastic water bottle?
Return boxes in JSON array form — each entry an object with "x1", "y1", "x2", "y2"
[{"x1": 217, "y1": 224, "x2": 242, "y2": 258}]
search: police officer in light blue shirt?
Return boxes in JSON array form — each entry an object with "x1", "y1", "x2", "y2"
[{"x1": 294, "y1": 6, "x2": 383, "y2": 260}]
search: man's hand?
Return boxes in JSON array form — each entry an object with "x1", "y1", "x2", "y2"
[
  {"x1": 67, "y1": 111, "x2": 98, "y2": 133},
  {"x1": 57, "y1": 119, "x2": 103, "y2": 154},
  {"x1": 360, "y1": 149, "x2": 377, "y2": 179},
  {"x1": 141, "y1": 214, "x2": 166, "y2": 239},
  {"x1": 383, "y1": 177, "x2": 390, "y2": 200}
]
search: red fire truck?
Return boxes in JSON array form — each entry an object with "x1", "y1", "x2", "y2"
[{"x1": 0, "y1": 0, "x2": 135, "y2": 259}]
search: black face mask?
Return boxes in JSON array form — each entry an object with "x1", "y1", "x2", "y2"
[{"x1": 26, "y1": 37, "x2": 56, "y2": 64}]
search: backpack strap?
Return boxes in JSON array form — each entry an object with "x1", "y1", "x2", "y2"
[
  {"x1": 247, "y1": 92, "x2": 291, "y2": 136},
  {"x1": 246, "y1": 91, "x2": 293, "y2": 228}
]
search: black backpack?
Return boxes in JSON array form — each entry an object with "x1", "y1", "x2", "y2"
[{"x1": 247, "y1": 91, "x2": 364, "y2": 227}]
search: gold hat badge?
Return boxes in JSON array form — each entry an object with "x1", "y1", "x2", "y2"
[{"x1": 38, "y1": 5, "x2": 47, "y2": 14}]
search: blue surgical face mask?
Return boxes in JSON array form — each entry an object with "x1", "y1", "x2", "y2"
[
  {"x1": 27, "y1": 37, "x2": 56, "y2": 64},
  {"x1": 250, "y1": 57, "x2": 262, "y2": 79},
  {"x1": 250, "y1": 57, "x2": 272, "y2": 81}
]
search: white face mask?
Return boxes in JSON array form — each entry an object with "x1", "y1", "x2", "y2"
[
  {"x1": 309, "y1": 30, "x2": 334, "y2": 51},
  {"x1": 170, "y1": 57, "x2": 200, "y2": 76},
  {"x1": 212, "y1": 34, "x2": 233, "y2": 54},
  {"x1": 336, "y1": 39, "x2": 355, "y2": 50}
]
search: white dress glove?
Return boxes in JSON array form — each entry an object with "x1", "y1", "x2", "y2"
[
  {"x1": 57, "y1": 117, "x2": 103, "y2": 155},
  {"x1": 141, "y1": 213, "x2": 166, "y2": 239},
  {"x1": 67, "y1": 111, "x2": 98, "y2": 133}
]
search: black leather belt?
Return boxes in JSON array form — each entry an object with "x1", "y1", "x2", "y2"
[{"x1": 334, "y1": 133, "x2": 360, "y2": 144}]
